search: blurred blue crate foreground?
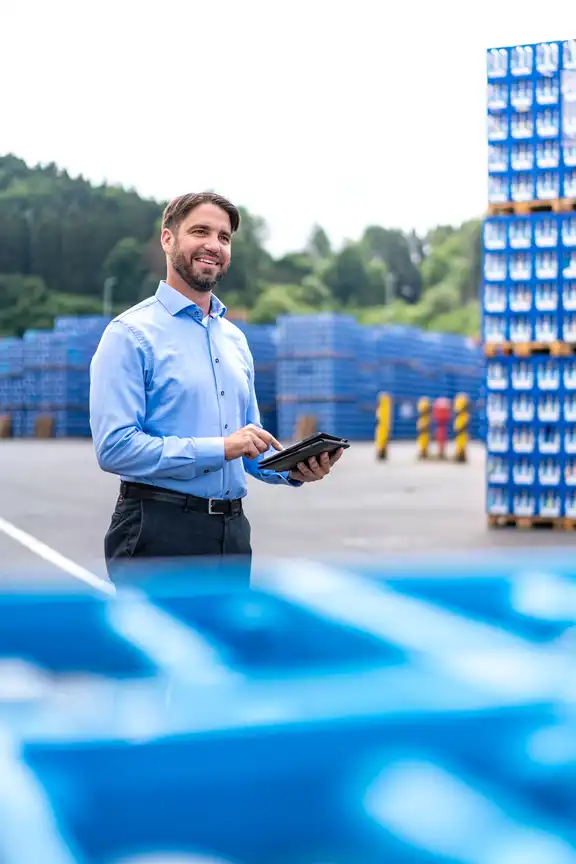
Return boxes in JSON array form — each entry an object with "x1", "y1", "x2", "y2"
[{"x1": 0, "y1": 553, "x2": 575, "y2": 863}]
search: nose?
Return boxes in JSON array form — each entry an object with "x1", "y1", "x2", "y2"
[{"x1": 202, "y1": 235, "x2": 220, "y2": 255}]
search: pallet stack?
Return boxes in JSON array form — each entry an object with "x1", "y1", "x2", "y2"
[
  {"x1": 484, "y1": 38, "x2": 576, "y2": 528},
  {"x1": 19, "y1": 317, "x2": 109, "y2": 438},
  {"x1": 276, "y1": 313, "x2": 373, "y2": 440},
  {"x1": 236, "y1": 322, "x2": 278, "y2": 437}
]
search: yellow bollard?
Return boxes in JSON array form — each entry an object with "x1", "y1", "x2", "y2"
[
  {"x1": 453, "y1": 392, "x2": 470, "y2": 463},
  {"x1": 417, "y1": 397, "x2": 431, "y2": 460},
  {"x1": 375, "y1": 392, "x2": 392, "y2": 460}
]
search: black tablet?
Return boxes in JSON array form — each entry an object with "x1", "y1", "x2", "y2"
[{"x1": 259, "y1": 432, "x2": 350, "y2": 473}]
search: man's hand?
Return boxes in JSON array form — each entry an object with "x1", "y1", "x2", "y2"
[
  {"x1": 289, "y1": 447, "x2": 344, "y2": 483},
  {"x1": 224, "y1": 424, "x2": 282, "y2": 461}
]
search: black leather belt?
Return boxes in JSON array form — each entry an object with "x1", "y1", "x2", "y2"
[{"x1": 120, "y1": 481, "x2": 243, "y2": 516}]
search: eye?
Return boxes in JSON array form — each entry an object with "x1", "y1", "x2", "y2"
[{"x1": 220, "y1": 234, "x2": 231, "y2": 245}]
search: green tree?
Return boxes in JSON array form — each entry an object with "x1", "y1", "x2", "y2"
[
  {"x1": 219, "y1": 207, "x2": 271, "y2": 305},
  {"x1": 307, "y1": 224, "x2": 332, "y2": 260},
  {"x1": 361, "y1": 226, "x2": 422, "y2": 303},
  {"x1": 322, "y1": 242, "x2": 386, "y2": 307},
  {"x1": 271, "y1": 252, "x2": 315, "y2": 286},
  {"x1": 249, "y1": 284, "x2": 315, "y2": 323},
  {"x1": 0, "y1": 274, "x2": 50, "y2": 336},
  {"x1": 102, "y1": 237, "x2": 149, "y2": 304}
]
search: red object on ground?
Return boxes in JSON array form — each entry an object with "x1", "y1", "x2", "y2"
[{"x1": 433, "y1": 397, "x2": 451, "y2": 457}]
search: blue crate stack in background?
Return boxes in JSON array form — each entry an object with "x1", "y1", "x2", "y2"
[
  {"x1": 484, "y1": 38, "x2": 576, "y2": 524},
  {"x1": 276, "y1": 313, "x2": 375, "y2": 441},
  {"x1": 371, "y1": 327, "x2": 484, "y2": 441},
  {"x1": 235, "y1": 322, "x2": 278, "y2": 438},
  {"x1": 12, "y1": 317, "x2": 110, "y2": 438},
  {"x1": 0, "y1": 313, "x2": 484, "y2": 442}
]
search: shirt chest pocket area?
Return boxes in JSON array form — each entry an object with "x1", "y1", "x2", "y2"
[{"x1": 226, "y1": 353, "x2": 252, "y2": 406}]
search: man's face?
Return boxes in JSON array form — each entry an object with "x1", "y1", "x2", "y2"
[{"x1": 163, "y1": 203, "x2": 232, "y2": 292}]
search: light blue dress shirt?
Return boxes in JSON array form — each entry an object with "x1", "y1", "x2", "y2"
[{"x1": 89, "y1": 281, "x2": 300, "y2": 499}]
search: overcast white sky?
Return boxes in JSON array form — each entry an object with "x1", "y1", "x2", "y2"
[{"x1": 1, "y1": 1, "x2": 573, "y2": 255}]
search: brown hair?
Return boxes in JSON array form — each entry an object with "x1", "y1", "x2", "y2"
[{"x1": 162, "y1": 192, "x2": 241, "y2": 234}]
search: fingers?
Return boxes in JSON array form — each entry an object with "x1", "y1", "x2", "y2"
[
  {"x1": 301, "y1": 454, "x2": 330, "y2": 481},
  {"x1": 295, "y1": 460, "x2": 316, "y2": 481},
  {"x1": 243, "y1": 439, "x2": 261, "y2": 459},
  {"x1": 329, "y1": 447, "x2": 344, "y2": 465},
  {"x1": 247, "y1": 425, "x2": 282, "y2": 452}
]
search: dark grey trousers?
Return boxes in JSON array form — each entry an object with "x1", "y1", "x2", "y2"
[{"x1": 104, "y1": 493, "x2": 252, "y2": 587}]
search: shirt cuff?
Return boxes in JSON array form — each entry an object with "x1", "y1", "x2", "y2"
[
  {"x1": 195, "y1": 437, "x2": 225, "y2": 472},
  {"x1": 283, "y1": 470, "x2": 303, "y2": 487}
]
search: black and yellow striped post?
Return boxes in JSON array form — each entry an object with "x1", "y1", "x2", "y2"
[
  {"x1": 375, "y1": 392, "x2": 392, "y2": 460},
  {"x1": 416, "y1": 396, "x2": 431, "y2": 460},
  {"x1": 453, "y1": 392, "x2": 470, "y2": 463}
]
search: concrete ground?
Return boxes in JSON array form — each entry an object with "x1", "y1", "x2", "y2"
[{"x1": 1, "y1": 439, "x2": 575, "y2": 588}]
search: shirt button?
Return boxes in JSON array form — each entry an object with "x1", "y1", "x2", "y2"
[
  {"x1": 215, "y1": 358, "x2": 220, "y2": 363},
  {"x1": 203, "y1": 468, "x2": 210, "y2": 474},
  {"x1": 225, "y1": 490, "x2": 230, "y2": 496},
  {"x1": 224, "y1": 424, "x2": 228, "y2": 429},
  {"x1": 220, "y1": 390, "x2": 224, "y2": 396}
]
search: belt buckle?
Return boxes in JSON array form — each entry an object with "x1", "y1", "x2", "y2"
[{"x1": 208, "y1": 498, "x2": 221, "y2": 515}]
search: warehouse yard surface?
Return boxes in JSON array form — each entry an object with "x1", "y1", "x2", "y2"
[{"x1": 1, "y1": 440, "x2": 575, "y2": 587}]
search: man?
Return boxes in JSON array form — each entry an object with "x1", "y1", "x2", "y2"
[{"x1": 89, "y1": 192, "x2": 343, "y2": 583}]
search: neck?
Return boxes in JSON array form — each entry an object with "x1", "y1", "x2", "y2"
[{"x1": 165, "y1": 268, "x2": 212, "y2": 316}]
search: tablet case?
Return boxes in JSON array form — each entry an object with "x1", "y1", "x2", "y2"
[{"x1": 259, "y1": 432, "x2": 350, "y2": 473}]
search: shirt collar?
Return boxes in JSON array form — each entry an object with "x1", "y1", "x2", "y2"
[{"x1": 155, "y1": 281, "x2": 227, "y2": 318}]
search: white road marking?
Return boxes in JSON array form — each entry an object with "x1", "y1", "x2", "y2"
[{"x1": 0, "y1": 516, "x2": 114, "y2": 596}]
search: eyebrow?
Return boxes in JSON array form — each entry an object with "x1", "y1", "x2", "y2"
[{"x1": 187, "y1": 223, "x2": 231, "y2": 236}]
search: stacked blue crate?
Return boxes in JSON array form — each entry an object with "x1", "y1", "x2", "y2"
[
  {"x1": 487, "y1": 39, "x2": 576, "y2": 208},
  {"x1": 484, "y1": 38, "x2": 576, "y2": 522},
  {"x1": 0, "y1": 338, "x2": 24, "y2": 434},
  {"x1": 356, "y1": 325, "x2": 379, "y2": 438},
  {"x1": 0, "y1": 559, "x2": 574, "y2": 862},
  {"x1": 236, "y1": 322, "x2": 278, "y2": 437},
  {"x1": 372, "y1": 326, "x2": 421, "y2": 439},
  {"x1": 486, "y1": 354, "x2": 576, "y2": 518},
  {"x1": 276, "y1": 314, "x2": 365, "y2": 440},
  {"x1": 371, "y1": 327, "x2": 484, "y2": 441},
  {"x1": 21, "y1": 327, "x2": 105, "y2": 438},
  {"x1": 53, "y1": 315, "x2": 111, "y2": 335}
]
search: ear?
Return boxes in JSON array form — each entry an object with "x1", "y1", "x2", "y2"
[{"x1": 160, "y1": 227, "x2": 174, "y2": 255}]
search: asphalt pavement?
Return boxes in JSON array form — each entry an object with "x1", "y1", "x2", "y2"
[{"x1": 1, "y1": 440, "x2": 575, "y2": 588}]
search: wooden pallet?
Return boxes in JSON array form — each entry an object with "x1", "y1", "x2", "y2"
[
  {"x1": 488, "y1": 514, "x2": 576, "y2": 531},
  {"x1": 487, "y1": 198, "x2": 576, "y2": 216},
  {"x1": 483, "y1": 341, "x2": 576, "y2": 357}
]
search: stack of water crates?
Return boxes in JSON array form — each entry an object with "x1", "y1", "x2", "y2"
[
  {"x1": 20, "y1": 316, "x2": 109, "y2": 438},
  {"x1": 276, "y1": 313, "x2": 372, "y2": 440},
  {"x1": 235, "y1": 322, "x2": 278, "y2": 437},
  {"x1": 0, "y1": 338, "x2": 24, "y2": 435},
  {"x1": 371, "y1": 327, "x2": 484, "y2": 440},
  {"x1": 484, "y1": 38, "x2": 576, "y2": 524}
]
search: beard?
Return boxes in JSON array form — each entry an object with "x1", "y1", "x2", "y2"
[{"x1": 171, "y1": 244, "x2": 224, "y2": 293}]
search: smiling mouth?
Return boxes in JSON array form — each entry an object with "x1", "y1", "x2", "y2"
[{"x1": 195, "y1": 257, "x2": 219, "y2": 267}]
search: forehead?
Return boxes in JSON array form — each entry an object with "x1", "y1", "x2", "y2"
[{"x1": 180, "y1": 203, "x2": 232, "y2": 234}]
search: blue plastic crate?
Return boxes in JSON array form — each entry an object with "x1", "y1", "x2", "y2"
[
  {"x1": 1, "y1": 558, "x2": 575, "y2": 862},
  {"x1": 19, "y1": 410, "x2": 91, "y2": 438},
  {"x1": 277, "y1": 313, "x2": 361, "y2": 359},
  {"x1": 278, "y1": 400, "x2": 363, "y2": 441},
  {"x1": 277, "y1": 357, "x2": 359, "y2": 400},
  {"x1": 53, "y1": 315, "x2": 111, "y2": 335}
]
